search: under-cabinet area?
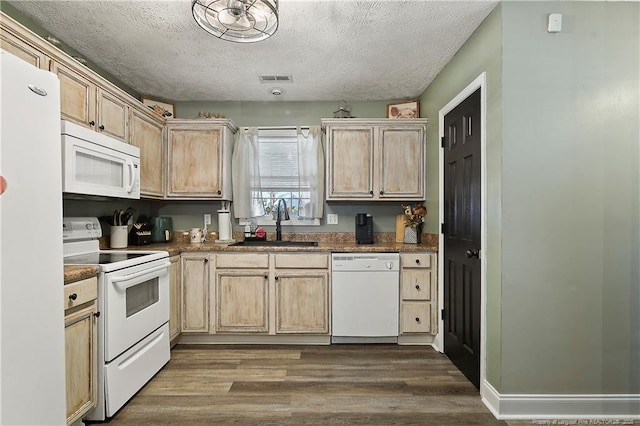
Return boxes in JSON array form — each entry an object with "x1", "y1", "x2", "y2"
[{"x1": 174, "y1": 250, "x2": 435, "y2": 346}]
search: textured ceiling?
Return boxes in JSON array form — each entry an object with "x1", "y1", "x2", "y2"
[{"x1": 7, "y1": 0, "x2": 498, "y2": 102}]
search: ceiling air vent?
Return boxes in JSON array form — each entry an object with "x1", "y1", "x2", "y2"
[{"x1": 259, "y1": 74, "x2": 292, "y2": 83}]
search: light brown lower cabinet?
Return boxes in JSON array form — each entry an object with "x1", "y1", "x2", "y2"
[
  {"x1": 399, "y1": 253, "x2": 437, "y2": 335},
  {"x1": 214, "y1": 253, "x2": 270, "y2": 333},
  {"x1": 168, "y1": 255, "x2": 181, "y2": 345},
  {"x1": 180, "y1": 252, "x2": 331, "y2": 336},
  {"x1": 274, "y1": 253, "x2": 329, "y2": 334},
  {"x1": 180, "y1": 253, "x2": 212, "y2": 333},
  {"x1": 63, "y1": 277, "x2": 98, "y2": 425}
]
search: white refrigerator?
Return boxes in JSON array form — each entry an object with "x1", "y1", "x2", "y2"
[{"x1": 0, "y1": 50, "x2": 66, "y2": 424}]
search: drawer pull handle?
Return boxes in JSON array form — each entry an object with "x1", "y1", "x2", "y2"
[
  {"x1": 415, "y1": 317, "x2": 420, "y2": 322},
  {"x1": 69, "y1": 293, "x2": 78, "y2": 301},
  {"x1": 415, "y1": 259, "x2": 420, "y2": 264},
  {"x1": 415, "y1": 284, "x2": 420, "y2": 290},
  {"x1": 204, "y1": 258, "x2": 208, "y2": 263}
]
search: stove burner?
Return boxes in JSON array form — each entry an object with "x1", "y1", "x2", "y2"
[{"x1": 63, "y1": 251, "x2": 150, "y2": 265}]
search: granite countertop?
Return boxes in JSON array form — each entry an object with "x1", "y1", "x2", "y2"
[
  {"x1": 68, "y1": 232, "x2": 437, "y2": 282},
  {"x1": 117, "y1": 231, "x2": 439, "y2": 256},
  {"x1": 64, "y1": 265, "x2": 100, "y2": 284}
]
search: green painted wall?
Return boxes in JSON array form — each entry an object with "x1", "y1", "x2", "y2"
[
  {"x1": 175, "y1": 100, "x2": 388, "y2": 125},
  {"x1": 419, "y1": 3, "x2": 503, "y2": 388},
  {"x1": 499, "y1": 1, "x2": 639, "y2": 394}
]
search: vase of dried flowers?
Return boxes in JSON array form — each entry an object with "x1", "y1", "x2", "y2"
[{"x1": 401, "y1": 203, "x2": 427, "y2": 244}]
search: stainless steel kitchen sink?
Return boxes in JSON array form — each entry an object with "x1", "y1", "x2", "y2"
[{"x1": 229, "y1": 240, "x2": 318, "y2": 247}]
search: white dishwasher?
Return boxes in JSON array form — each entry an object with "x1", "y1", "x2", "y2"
[{"x1": 331, "y1": 253, "x2": 400, "y2": 343}]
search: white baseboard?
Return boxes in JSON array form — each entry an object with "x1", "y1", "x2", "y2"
[{"x1": 481, "y1": 380, "x2": 640, "y2": 420}]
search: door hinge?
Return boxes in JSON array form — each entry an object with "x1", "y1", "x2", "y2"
[
  {"x1": 441, "y1": 223, "x2": 446, "y2": 234},
  {"x1": 441, "y1": 309, "x2": 445, "y2": 320},
  {"x1": 441, "y1": 136, "x2": 445, "y2": 148}
]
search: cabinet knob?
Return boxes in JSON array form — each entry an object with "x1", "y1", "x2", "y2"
[
  {"x1": 89, "y1": 120, "x2": 95, "y2": 126},
  {"x1": 217, "y1": 190, "x2": 222, "y2": 195},
  {"x1": 99, "y1": 124, "x2": 105, "y2": 131},
  {"x1": 203, "y1": 258, "x2": 208, "y2": 263},
  {"x1": 379, "y1": 191, "x2": 384, "y2": 195},
  {"x1": 415, "y1": 317, "x2": 420, "y2": 323},
  {"x1": 69, "y1": 293, "x2": 77, "y2": 301},
  {"x1": 415, "y1": 259, "x2": 420, "y2": 264},
  {"x1": 369, "y1": 190, "x2": 373, "y2": 195},
  {"x1": 94, "y1": 311, "x2": 101, "y2": 318},
  {"x1": 415, "y1": 284, "x2": 420, "y2": 290},
  {"x1": 274, "y1": 276, "x2": 279, "y2": 281},
  {"x1": 263, "y1": 274, "x2": 268, "y2": 279}
]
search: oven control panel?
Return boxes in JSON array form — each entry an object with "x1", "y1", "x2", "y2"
[{"x1": 63, "y1": 217, "x2": 102, "y2": 241}]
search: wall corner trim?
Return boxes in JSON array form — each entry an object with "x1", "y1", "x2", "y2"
[{"x1": 481, "y1": 380, "x2": 640, "y2": 420}]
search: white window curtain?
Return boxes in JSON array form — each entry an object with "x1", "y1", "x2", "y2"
[
  {"x1": 231, "y1": 125, "x2": 324, "y2": 220},
  {"x1": 297, "y1": 125, "x2": 324, "y2": 219},
  {"x1": 231, "y1": 127, "x2": 263, "y2": 218}
]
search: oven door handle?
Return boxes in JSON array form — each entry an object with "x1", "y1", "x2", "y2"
[{"x1": 110, "y1": 262, "x2": 171, "y2": 290}]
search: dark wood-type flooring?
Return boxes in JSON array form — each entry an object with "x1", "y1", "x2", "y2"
[{"x1": 104, "y1": 344, "x2": 506, "y2": 425}]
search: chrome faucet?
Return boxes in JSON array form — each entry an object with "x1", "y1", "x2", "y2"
[{"x1": 275, "y1": 198, "x2": 290, "y2": 241}]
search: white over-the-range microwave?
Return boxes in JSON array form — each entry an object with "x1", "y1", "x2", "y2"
[{"x1": 61, "y1": 120, "x2": 140, "y2": 199}]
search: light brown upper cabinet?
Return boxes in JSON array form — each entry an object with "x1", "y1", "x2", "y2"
[
  {"x1": 129, "y1": 105, "x2": 165, "y2": 198},
  {"x1": 165, "y1": 119, "x2": 237, "y2": 199},
  {"x1": 0, "y1": 18, "x2": 50, "y2": 70},
  {"x1": 51, "y1": 60, "x2": 129, "y2": 142},
  {"x1": 322, "y1": 119, "x2": 428, "y2": 201}
]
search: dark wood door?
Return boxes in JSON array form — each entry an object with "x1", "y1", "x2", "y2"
[{"x1": 443, "y1": 88, "x2": 482, "y2": 389}]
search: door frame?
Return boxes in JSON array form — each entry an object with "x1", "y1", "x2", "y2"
[{"x1": 434, "y1": 72, "x2": 487, "y2": 389}]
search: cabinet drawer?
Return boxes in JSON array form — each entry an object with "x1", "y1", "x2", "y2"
[
  {"x1": 64, "y1": 277, "x2": 97, "y2": 310},
  {"x1": 216, "y1": 253, "x2": 269, "y2": 269},
  {"x1": 401, "y1": 253, "x2": 433, "y2": 269},
  {"x1": 401, "y1": 301, "x2": 431, "y2": 334},
  {"x1": 401, "y1": 270, "x2": 432, "y2": 300},
  {"x1": 275, "y1": 253, "x2": 329, "y2": 269}
]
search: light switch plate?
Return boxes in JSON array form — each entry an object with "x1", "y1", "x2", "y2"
[
  {"x1": 327, "y1": 214, "x2": 338, "y2": 225},
  {"x1": 204, "y1": 214, "x2": 212, "y2": 226}
]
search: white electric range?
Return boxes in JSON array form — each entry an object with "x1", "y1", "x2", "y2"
[{"x1": 63, "y1": 217, "x2": 171, "y2": 421}]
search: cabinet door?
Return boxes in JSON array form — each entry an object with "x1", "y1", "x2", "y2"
[
  {"x1": 326, "y1": 127, "x2": 375, "y2": 199},
  {"x1": 378, "y1": 126, "x2": 425, "y2": 199},
  {"x1": 167, "y1": 127, "x2": 224, "y2": 197},
  {"x1": 96, "y1": 88, "x2": 128, "y2": 142},
  {"x1": 401, "y1": 269, "x2": 432, "y2": 301},
  {"x1": 275, "y1": 271, "x2": 329, "y2": 334},
  {"x1": 65, "y1": 303, "x2": 97, "y2": 425},
  {"x1": 51, "y1": 61, "x2": 96, "y2": 128},
  {"x1": 181, "y1": 255, "x2": 211, "y2": 333},
  {"x1": 400, "y1": 301, "x2": 431, "y2": 334},
  {"x1": 129, "y1": 107, "x2": 164, "y2": 197},
  {"x1": 215, "y1": 271, "x2": 269, "y2": 333},
  {"x1": 168, "y1": 256, "x2": 181, "y2": 342},
  {"x1": 0, "y1": 30, "x2": 49, "y2": 69}
]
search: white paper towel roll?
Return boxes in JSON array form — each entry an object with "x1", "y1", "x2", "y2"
[{"x1": 217, "y1": 210, "x2": 231, "y2": 241}]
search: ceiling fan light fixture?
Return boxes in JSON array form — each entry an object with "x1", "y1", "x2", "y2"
[{"x1": 192, "y1": 0, "x2": 278, "y2": 43}]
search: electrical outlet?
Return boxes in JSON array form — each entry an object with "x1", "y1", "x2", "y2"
[
  {"x1": 327, "y1": 214, "x2": 338, "y2": 225},
  {"x1": 204, "y1": 214, "x2": 212, "y2": 227}
]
